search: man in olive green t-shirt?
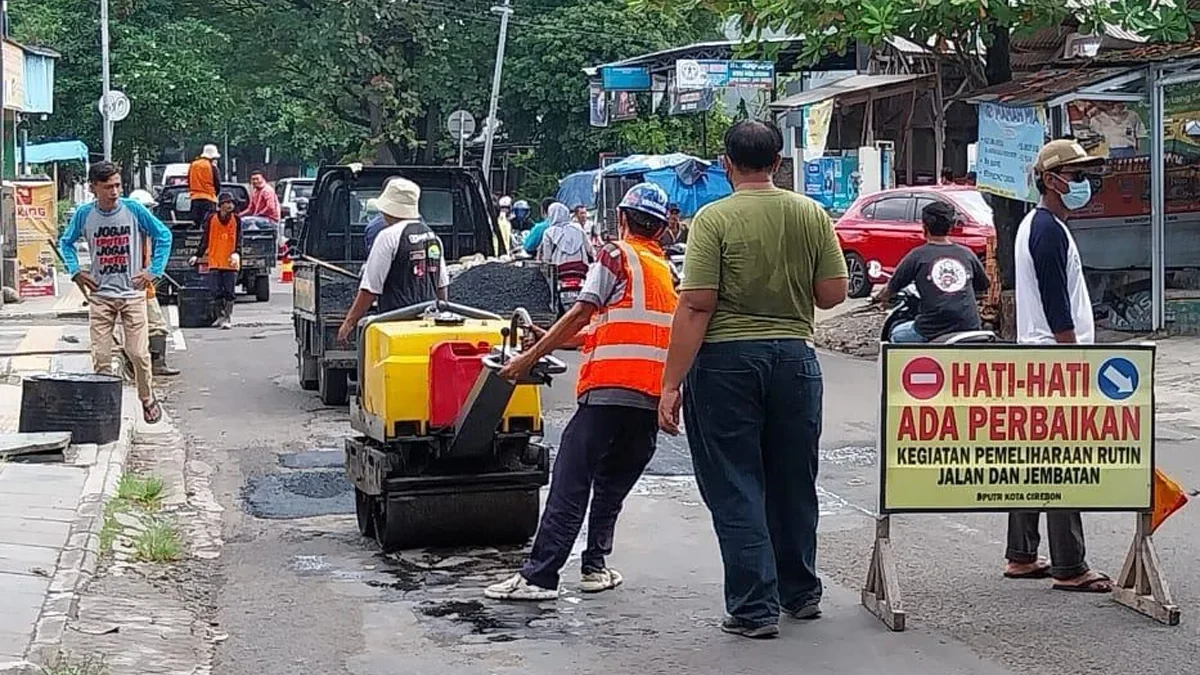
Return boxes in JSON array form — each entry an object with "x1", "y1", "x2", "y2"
[{"x1": 658, "y1": 120, "x2": 848, "y2": 639}]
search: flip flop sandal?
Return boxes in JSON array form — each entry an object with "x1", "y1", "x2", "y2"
[
  {"x1": 1004, "y1": 563, "x2": 1052, "y2": 579},
  {"x1": 142, "y1": 399, "x2": 163, "y2": 424},
  {"x1": 1052, "y1": 573, "x2": 1112, "y2": 593}
]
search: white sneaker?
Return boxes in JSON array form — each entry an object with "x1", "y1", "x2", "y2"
[
  {"x1": 484, "y1": 573, "x2": 558, "y2": 601},
  {"x1": 579, "y1": 568, "x2": 624, "y2": 593}
]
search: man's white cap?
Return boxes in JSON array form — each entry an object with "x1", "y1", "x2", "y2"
[
  {"x1": 375, "y1": 177, "x2": 421, "y2": 220},
  {"x1": 202, "y1": 144, "x2": 221, "y2": 160}
]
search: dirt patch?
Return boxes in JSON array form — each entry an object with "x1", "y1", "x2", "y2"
[{"x1": 815, "y1": 305, "x2": 887, "y2": 359}]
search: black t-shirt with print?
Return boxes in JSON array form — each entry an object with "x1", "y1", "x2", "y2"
[{"x1": 887, "y1": 242, "x2": 988, "y2": 339}]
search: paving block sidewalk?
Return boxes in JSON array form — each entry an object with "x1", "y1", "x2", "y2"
[{"x1": 0, "y1": 303, "x2": 140, "y2": 673}]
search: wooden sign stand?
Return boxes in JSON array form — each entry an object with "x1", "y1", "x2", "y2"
[
  {"x1": 1113, "y1": 512, "x2": 1180, "y2": 625},
  {"x1": 862, "y1": 515, "x2": 906, "y2": 631}
]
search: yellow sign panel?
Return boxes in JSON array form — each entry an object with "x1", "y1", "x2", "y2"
[{"x1": 880, "y1": 344, "x2": 1154, "y2": 513}]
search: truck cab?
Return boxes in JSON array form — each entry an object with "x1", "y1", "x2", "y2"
[{"x1": 291, "y1": 164, "x2": 500, "y2": 405}]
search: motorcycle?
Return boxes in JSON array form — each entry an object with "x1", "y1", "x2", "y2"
[
  {"x1": 870, "y1": 260, "x2": 998, "y2": 345},
  {"x1": 556, "y1": 260, "x2": 589, "y2": 316}
]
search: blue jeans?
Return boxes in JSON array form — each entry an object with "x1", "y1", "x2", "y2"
[
  {"x1": 889, "y1": 320, "x2": 926, "y2": 343},
  {"x1": 683, "y1": 340, "x2": 824, "y2": 627}
]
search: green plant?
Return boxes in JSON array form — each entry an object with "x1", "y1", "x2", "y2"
[
  {"x1": 116, "y1": 473, "x2": 166, "y2": 511},
  {"x1": 133, "y1": 518, "x2": 183, "y2": 563},
  {"x1": 98, "y1": 500, "x2": 123, "y2": 555},
  {"x1": 38, "y1": 653, "x2": 108, "y2": 675}
]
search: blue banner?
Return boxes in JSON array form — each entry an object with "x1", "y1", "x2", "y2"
[
  {"x1": 977, "y1": 103, "x2": 1046, "y2": 203},
  {"x1": 601, "y1": 66, "x2": 651, "y2": 92}
]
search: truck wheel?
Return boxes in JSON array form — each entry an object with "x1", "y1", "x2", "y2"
[
  {"x1": 297, "y1": 351, "x2": 319, "y2": 391},
  {"x1": 318, "y1": 366, "x2": 349, "y2": 405},
  {"x1": 254, "y1": 275, "x2": 271, "y2": 302}
]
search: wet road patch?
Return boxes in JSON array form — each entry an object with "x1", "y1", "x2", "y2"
[{"x1": 243, "y1": 468, "x2": 353, "y2": 519}]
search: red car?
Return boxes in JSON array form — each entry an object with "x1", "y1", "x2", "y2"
[{"x1": 834, "y1": 186, "x2": 994, "y2": 298}]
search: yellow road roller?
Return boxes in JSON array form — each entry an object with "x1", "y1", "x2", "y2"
[{"x1": 345, "y1": 301, "x2": 565, "y2": 552}]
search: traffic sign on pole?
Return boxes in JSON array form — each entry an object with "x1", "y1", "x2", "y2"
[
  {"x1": 97, "y1": 90, "x2": 131, "y2": 123},
  {"x1": 447, "y1": 110, "x2": 476, "y2": 167}
]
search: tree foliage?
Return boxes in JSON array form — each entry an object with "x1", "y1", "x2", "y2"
[
  {"x1": 646, "y1": 0, "x2": 1200, "y2": 87},
  {"x1": 12, "y1": 0, "x2": 722, "y2": 185}
]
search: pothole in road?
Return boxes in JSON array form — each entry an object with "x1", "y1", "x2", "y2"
[{"x1": 243, "y1": 469, "x2": 353, "y2": 519}]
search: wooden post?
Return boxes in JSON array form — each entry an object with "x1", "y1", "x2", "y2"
[
  {"x1": 1113, "y1": 512, "x2": 1180, "y2": 626},
  {"x1": 861, "y1": 515, "x2": 906, "y2": 631}
]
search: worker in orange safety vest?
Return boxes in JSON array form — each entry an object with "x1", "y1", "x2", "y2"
[{"x1": 487, "y1": 182, "x2": 678, "y2": 602}]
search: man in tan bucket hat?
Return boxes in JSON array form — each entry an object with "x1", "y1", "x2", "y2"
[
  {"x1": 1004, "y1": 137, "x2": 1111, "y2": 593},
  {"x1": 336, "y1": 177, "x2": 450, "y2": 344}
]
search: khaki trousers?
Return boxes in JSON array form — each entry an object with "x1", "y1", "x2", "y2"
[
  {"x1": 90, "y1": 295, "x2": 152, "y2": 401},
  {"x1": 146, "y1": 296, "x2": 169, "y2": 337}
]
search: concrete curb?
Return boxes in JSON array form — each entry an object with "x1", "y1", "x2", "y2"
[
  {"x1": 0, "y1": 310, "x2": 89, "y2": 323},
  {"x1": 1, "y1": 390, "x2": 139, "y2": 674}
]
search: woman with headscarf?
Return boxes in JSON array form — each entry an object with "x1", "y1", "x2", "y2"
[{"x1": 538, "y1": 202, "x2": 595, "y2": 266}]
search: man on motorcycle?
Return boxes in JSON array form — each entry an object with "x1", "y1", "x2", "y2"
[{"x1": 872, "y1": 201, "x2": 988, "y2": 342}]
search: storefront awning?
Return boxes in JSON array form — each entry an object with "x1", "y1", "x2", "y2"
[
  {"x1": 19, "y1": 140, "x2": 89, "y2": 165},
  {"x1": 769, "y1": 73, "x2": 933, "y2": 111}
]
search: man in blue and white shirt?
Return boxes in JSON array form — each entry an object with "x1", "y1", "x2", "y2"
[
  {"x1": 59, "y1": 162, "x2": 173, "y2": 424},
  {"x1": 1006, "y1": 138, "x2": 1110, "y2": 593}
]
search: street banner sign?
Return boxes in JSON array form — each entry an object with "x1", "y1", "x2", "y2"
[
  {"x1": 601, "y1": 66, "x2": 651, "y2": 92},
  {"x1": 675, "y1": 59, "x2": 775, "y2": 91},
  {"x1": 669, "y1": 89, "x2": 716, "y2": 116},
  {"x1": 879, "y1": 344, "x2": 1154, "y2": 513},
  {"x1": 976, "y1": 102, "x2": 1046, "y2": 203}
]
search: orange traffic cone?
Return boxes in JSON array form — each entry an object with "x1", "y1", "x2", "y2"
[{"x1": 280, "y1": 258, "x2": 294, "y2": 283}]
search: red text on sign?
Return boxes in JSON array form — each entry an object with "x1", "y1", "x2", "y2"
[
  {"x1": 950, "y1": 362, "x2": 1090, "y2": 398},
  {"x1": 896, "y1": 405, "x2": 1140, "y2": 443}
]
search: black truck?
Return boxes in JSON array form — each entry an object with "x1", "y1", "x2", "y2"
[
  {"x1": 152, "y1": 184, "x2": 279, "y2": 305},
  {"x1": 289, "y1": 165, "x2": 501, "y2": 405}
]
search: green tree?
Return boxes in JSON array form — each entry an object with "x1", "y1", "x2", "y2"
[
  {"x1": 12, "y1": 0, "x2": 234, "y2": 167},
  {"x1": 501, "y1": 0, "x2": 719, "y2": 193}
]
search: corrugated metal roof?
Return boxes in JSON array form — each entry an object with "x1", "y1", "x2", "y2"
[
  {"x1": 960, "y1": 67, "x2": 1133, "y2": 105},
  {"x1": 1085, "y1": 40, "x2": 1200, "y2": 65},
  {"x1": 769, "y1": 73, "x2": 932, "y2": 110}
]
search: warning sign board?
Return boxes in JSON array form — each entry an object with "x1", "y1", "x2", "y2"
[{"x1": 880, "y1": 344, "x2": 1154, "y2": 513}]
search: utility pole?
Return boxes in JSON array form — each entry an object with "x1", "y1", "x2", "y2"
[
  {"x1": 100, "y1": 0, "x2": 112, "y2": 161},
  {"x1": 481, "y1": 0, "x2": 512, "y2": 189}
]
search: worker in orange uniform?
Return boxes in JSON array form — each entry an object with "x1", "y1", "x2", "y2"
[
  {"x1": 189, "y1": 192, "x2": 241, "y2": 329},
  {"x1": 187, "y1": 144, "x2": 222, "y2": 228},
  {"x1": 486, "y1": 183, "x2": 678, "y2": 601}
]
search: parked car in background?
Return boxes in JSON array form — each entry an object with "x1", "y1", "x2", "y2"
[
  {"x1": 833, "y1": 185, "x2": 994, "y2": 298},
  {"x1": 277, "y1": 177, "x2": 315, "y2": 220}
]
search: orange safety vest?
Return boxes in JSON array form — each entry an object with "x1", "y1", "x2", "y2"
[
  {"x1": 577, "y1": 237, "x2": 678, "y2": 399},
  {"x1": 188, "y1": 158, "x2": 217, "y2": 202},
  {"x1": 205, "y1": 213, "x2": 239, "y2": 270}
]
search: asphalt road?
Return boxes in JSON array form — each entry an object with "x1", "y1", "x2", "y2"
[{"x1": 166, "y1": 288, "x2": 1200, "y2": 675}]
